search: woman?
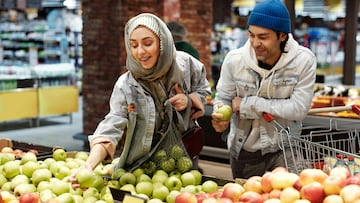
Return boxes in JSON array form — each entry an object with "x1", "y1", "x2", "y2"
[{"x1": 78, "y1": 13, "x2": 210, "y2": 173}]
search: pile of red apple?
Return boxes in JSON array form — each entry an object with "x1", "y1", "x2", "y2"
[{"x1": 175, "y1": 166, "x2": 360, "y2": 203}]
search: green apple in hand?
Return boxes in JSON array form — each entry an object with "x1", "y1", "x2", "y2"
[
  {"x1": 75, "y1": 168, "x2": 97, "y2": 188},
  {"x1": 215, "y1": 104, "x2": 233, "y2": 121}
]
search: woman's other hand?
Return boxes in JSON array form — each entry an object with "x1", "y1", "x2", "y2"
[{"x1": 169, "y1": 83, "x2": 188, "y2": 111}]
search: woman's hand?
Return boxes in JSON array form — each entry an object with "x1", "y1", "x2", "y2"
[
  {"x1": 169, "y1": 83, "x2": 188, "y2": 111},
  {"x1": 232, "y1": 96, "x2": 242, "y2": 115}
]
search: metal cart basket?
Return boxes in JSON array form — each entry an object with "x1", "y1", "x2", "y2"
[{"x1": 264, "y1": 104, "x2": 360, "y2": 174}]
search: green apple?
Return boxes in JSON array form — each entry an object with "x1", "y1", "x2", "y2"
[
  {"x1": 153, "y1": 149, "x2": 167, "y2": 162},
  {"x1": 169, "y1": 171, "x2": 182, "y2": 179},
  {"x1": 50, "y1": 179, "x2": 70, "y2": 195},
  {"x1": 14, "y1": 183, "x2": 36, "y2": 196},
  {"x1": 160, "y1": 158, "x2": 176, "y2": 173},
  {"x1": 181, "y1": 172, "x2": 196, "y2": 186},
  {"x1": 75, "y1": 168, "x2": 97, "y2": 188},
  {"x1": 49, "y1": 161, "x2": 66, "y2": 175},
  {"x1": 190, "y1": 170, "x2": 202, "y2": 185},
  {"x1": 120, "y1": 184, "x2": 136, "y2": 194},
  {"x1": 201, "y1": 180, "x2": 218, "y2": 193},
  {"x1": 152, "y1": 173, "x2": 168, "y2": 184},
  {"x1": 21, "y1": 161, "x2": 40, "y2": 178},
  {"x1": 0, "y1": 152, "x2": 15, "y2": 164},
  {"x1": 56, "y1": 193, "x2": 75, "y2": 203},
  {"x1": 1, "y1": 182, "x2": 11, "y2": 191},
  {"x1": 82, "y1": 187, "x2": 100, "y2": 199},
  {"x1": 181, "y1": 185, "x2": 197, "y2": 193},
  {"x1": 53, "y1": 165, "x2": 71, "y2": 180},
  {"x1": 20, "y1": 152, "x2": 37, "y2": 164},
  {"x1": 72, "y1": 194, "x2": 84, "y2": 203},
  {"x1": 111, "y1": 167, "x2": 126, "y2": 180},
  {"x1": 31, "y1": 168, "x2": 52, "y2": 185},
  {"x1": 107, "y1": 180, "x2": 120, "y2": 189},
  {"x1": 40, "y1": 189, "x2": 56, "y2": 202},
  {"x1": 177, "y1": 156, "x2": 193, "y2": 173},
  {"x1": 0, "y1": 173, "x2": 8, "y2": 188},
  {"x1": 53, "y1": 148, "x2": 67, "y2": 161},
  {"x1": 215, "y1": 104, "x2": 232, "y2": 121},
  {"x1": 65, "y1": 159, "x2": 80, "y2": 169},
  {"x1": 148, "y1": 198, "x2": 163, "y2": 203},
  {"x1": 69, "y1": 185, "x2": 83, "y2": 196},
  {"x1": 3, "y1": 160, "x2": 20, "y2": 179},
  {"x1": 153, "y1": 169, "x2": 168, "y2": 177},
  {"x1": 92, "y1": 175, "x2": 105, "y2": 191},
  {"x1": 119, "y1": 172, "x2": 136, "y2": 186},
  {"x1": 37, "y1": 160, "x2": 49, "y2": 169},
  {"x1": 10, "y1": 174, "x2": 29, "y2": 190},
  {"x1": 164, "y1": 176, "x2": 182, "y2": 191},
  {"x1": 142, "y1": 161, "x2": 157, "y2": 176},
  {"x1": 152, "y1": 184, "x2": 169, "y2": 201},
  {"x1": 135, "y1": 181, "x2": 153, "y2": 197},
  {"x1": 74, "y1": 151, "x2": 89, "y2": 161},
  {"x1": 83, "y1": 196, "x2": 98, "y2": 202},
  {"x1": 37, "y1": 180, "x2": 51, "y2": 192},
  {"x1": 44, "y1": 157, "x2": 56, "y2": 166},
  {"x1": 132, "y1": 167, "x2": 145, "y2": 179},
  {"x1": 171, "y1": 144, "x2": 185, "y2": 159},
  {"x1": 166, "y1": 190, "x2": 181, "y2": 203},
  {"x1": 137, "y1": 174, "x2": 152, "y2": 183}
]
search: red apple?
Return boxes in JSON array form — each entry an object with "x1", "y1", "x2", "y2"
[
  {"x1": 216, "y1": 197, "x2": 233, "y2": 203},
  {"x1": 243, "y1": 176, "x2": 262, "y2": 194},
  {"x1": 299, "y1": 168, "x2": 328, "y2": 186},
  {"x1": 272, "y1": 166, "x2": 288, "y2": 173},
  {"x1": 293, "y1": 179, "x2": 302, "y2": 191},
  {"x1": 269, "y1": 189, "x2": 282, "y2": 199},
  {"x1": 175, "y1": 192, "x2": 197, "y2": 203},
  {"x1": 19, "y1": 192, "x2": 39, "y2": 203},
  {"x1": 261, "y1": 172, "x2": 273, "y2": 193},
  {"x1": 209, "y1": 190, "x2": 223, "y2": 199},
  {"x1": 221, "y1": 184, "x2": 244, "y2": 202},
  {"x1": 195, "y1": 193, "x2": 210, "y2": 203},
  {"x1": 323, "y1": 175, "x2": 346, "y2": 195},
  {"x1": 263, "y1": 198, "x2": 280, "y2": 203},
  {"x1": 300, "y1": 182, "x2": 325, "y2": 203},
  {"x1": 280, "y1": 187, "x2": 300, "y2": 203},
  {"x1": 323, "y1": 194, "x2": 344, "y2": 203},
  {"x1": 201, "y1": 197, "x2": 217, "y2": 203},
  {"x1": 330, "y1": 166, "x2": 351, "y2": 180},
  {"x1": 345, "y1": 175, "x2": 360, "y2": 185},
  {"x1": 239, "y1": 191, "x2": 263, "y2": 203},
  {"x1": 339, "y1": 184, "x2": 360, "y2": 203}
]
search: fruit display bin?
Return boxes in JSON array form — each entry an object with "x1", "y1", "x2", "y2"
[{"x1": 0, "y1": 138, "x2": 56, "y2": 160}]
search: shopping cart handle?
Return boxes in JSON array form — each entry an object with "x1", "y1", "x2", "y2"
[
  {"x1": 263, "y1": 112, "x2": 275, "y2": 122},
  {"x1": 352, "y1": 104, "x2": 360, "y2": 115}
]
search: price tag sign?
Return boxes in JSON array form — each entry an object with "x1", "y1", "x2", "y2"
[{"x1": 123, "y1": 194, "x2": 147, "y2": 203}]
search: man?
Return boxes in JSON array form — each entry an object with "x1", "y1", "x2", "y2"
[
  {"x1": 167, "y1": 21, "x2": 200, "y2": 60},
  {"x1": 211, "y1": 0, "x2": 317, "y2": 179}
]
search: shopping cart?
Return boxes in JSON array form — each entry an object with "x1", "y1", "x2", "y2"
[{"x1": 263, "y1": 104, "x2": 360, "y2": 174}]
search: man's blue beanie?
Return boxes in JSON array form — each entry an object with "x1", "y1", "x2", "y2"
[{"x1": 247, "y1": 0, "x2": 291, "y2": 33}]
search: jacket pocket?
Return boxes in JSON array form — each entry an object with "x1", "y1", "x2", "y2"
[
  {"x1": 271, "y1": 74, "x2": 298, "y2": 98},
  {"x1": 235, "y1": 79, "x2": 257, "y2": 97}
]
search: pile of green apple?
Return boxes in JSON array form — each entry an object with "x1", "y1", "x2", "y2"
[
  {"x1": 0, "y1": 148, "x2": 116, "y2": 203},
  {"x1": 140, "y1": 144, "x2": 194, "y2": 176}
]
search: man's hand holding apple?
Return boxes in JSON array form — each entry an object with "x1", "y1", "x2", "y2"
[{"x1": 211, "y1": 104, "x2": 232, "y2": 133}]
